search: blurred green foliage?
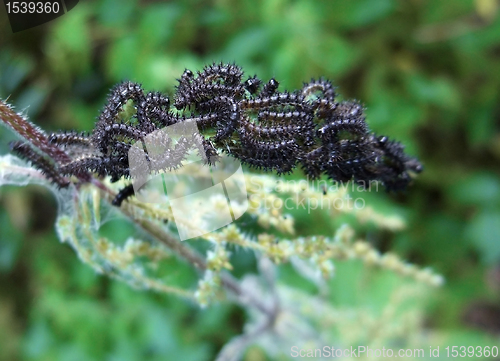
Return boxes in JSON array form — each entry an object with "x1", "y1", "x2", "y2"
[{"x1": 1, "y1": 0, "x2": 500, "y2": 360}]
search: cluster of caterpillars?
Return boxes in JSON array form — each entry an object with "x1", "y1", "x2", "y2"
[{"x1": 11, "y1": 62, "x2": 422, "y2": 206}]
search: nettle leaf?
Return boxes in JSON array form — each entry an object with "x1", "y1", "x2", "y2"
[
  {"x1": 448, "y1": 172, "x2": 500, "y2": 207},
  {"x1": 467, "y1": 211, "x2": 500, "y2": 265},
  {"x1": 327, "y1": 0, "x2": 396, "y2": 29}
]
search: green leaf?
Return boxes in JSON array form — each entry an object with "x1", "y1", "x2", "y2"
[
  {"x1": 467, "y1": 211, "x2": 500, "y2": 265},
  {"x1": 0, "y1": 52, "x2": 34, "y2": 95},
  {"x1": 138, "y1": 4, "x2": 182, "y2": 50},
  {"x1": 405, "y1": 73, "x2": 461, "y2": 110},
  {"x1": 107, "y1": 36, "x2": 140, "y2": 81},
  {"x1": 97, "y1": 0, "x2": 138, "y2": 27},
  {"x1": 221, "y1": 27, "x2": 273, "y2": 64},
  {"x1": 448, "y1": 172, "x2": 500, "y2": 208},
  {"x1": 327, "y1": 0, "x2": 396, "y2": 29},
  {"x1": 0, "y1": 209, "x2": 23, "y2": 272}
]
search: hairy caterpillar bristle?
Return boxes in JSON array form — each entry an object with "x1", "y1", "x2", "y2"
[{"x1": 21, "y1": 62, "x2": 421, "y2": 206}]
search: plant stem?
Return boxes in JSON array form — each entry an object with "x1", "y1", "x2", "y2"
[{"x1": 97, "y1": 184, "x2": 275, "y2": 318}]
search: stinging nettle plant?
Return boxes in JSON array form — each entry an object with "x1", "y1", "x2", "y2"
[{"x1": 1, "y1": 63, "x2": 442, "y2": 360}]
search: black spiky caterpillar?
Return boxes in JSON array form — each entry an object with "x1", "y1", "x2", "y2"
[{"x1": 11, "y1": 62, "x2": 422, "y2": 206}]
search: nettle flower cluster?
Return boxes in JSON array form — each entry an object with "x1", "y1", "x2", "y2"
[{"x1": 9, "y1": 63, "x2": 421, "y2": 206}]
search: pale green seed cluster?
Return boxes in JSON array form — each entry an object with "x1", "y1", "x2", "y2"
[
  {"x1": 195, "y1": 270, "x2": 222, "y2": 307},
  {"x1": 0, "y1": 154, "x2": 444, "y2": 307}
]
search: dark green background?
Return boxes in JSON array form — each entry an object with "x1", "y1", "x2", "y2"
[{"x1": 1, "y1": 0, "x2": 500, "y2": 360}]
